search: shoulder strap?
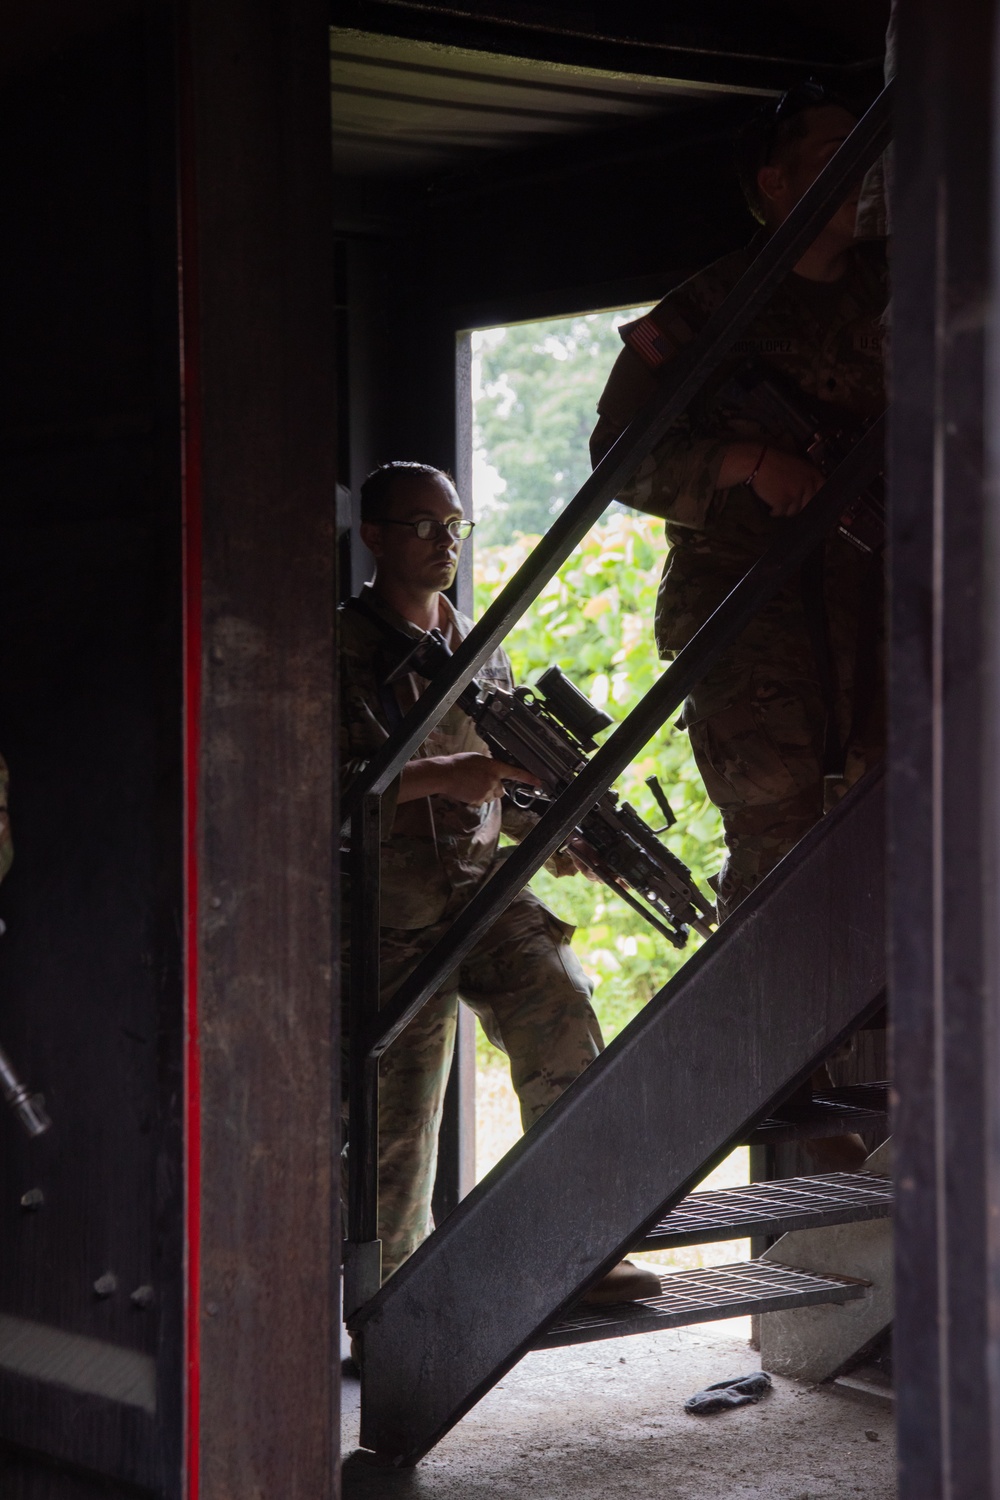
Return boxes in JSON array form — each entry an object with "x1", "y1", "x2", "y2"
[
  {"x1": 342, "y1": 594, "x2": 419, "y2": 733},
  {"x1": 343, "y1": 592, "x2": 421, "y2": 650}
]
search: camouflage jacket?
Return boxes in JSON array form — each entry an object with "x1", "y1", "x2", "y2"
[
  {"x1": 0, "y1": 755, "x2": 10, "y2": 883},
  {"x1": 340, "y1": 586, "x2": 524, "y2": 930},
  {"x1": 591, "y1": 240, "x2": 888, "y2": 717}
]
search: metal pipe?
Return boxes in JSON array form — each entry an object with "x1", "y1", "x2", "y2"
[
  {"x1": 341, "y1": 80, "x2": 893, "y2": 830},
  {"x1": 364, "y1": 417, "x2": 885, "y2": 1064},
  {"x1": 0, "y1": 1041, "x2": 51, "y2": 1138}
]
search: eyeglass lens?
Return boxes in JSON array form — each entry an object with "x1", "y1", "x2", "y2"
[{"x1": 414, "y1": 519, "x2": 474, "y2": 540}]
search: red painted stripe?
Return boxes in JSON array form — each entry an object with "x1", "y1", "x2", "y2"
[{"x1": 176, "y1": 13, "x2": 202, "y2": 1496}]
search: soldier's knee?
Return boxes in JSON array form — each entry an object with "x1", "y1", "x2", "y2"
[
  {"x1": 714, "y1": 796, "x2": 824, "y2": 918},
  {"x1": 686, "y1": 682, "x2": 826, "y2": 816}
]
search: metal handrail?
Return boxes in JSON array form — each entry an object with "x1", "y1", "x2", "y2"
[
  {"x1": 341, "y1": 80, "x2": 892, "y2": 830},
  {"x1": 344, "y1": 85, "x2": 892, "y2": 1312},
  {"x1": 365, "y1": 418, "x2": 885, "y2": 1062}
]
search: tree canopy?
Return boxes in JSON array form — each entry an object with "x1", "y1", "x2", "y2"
[{"x1": 472, "y1": 310, "x2": 646, "y2": 546}]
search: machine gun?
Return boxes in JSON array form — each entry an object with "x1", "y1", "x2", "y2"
[
  {"x1": 716, "y1": 356, "x2": 886, "y2": 555},
  {"x1": 386, "y1": 635, "x2": 716, "y2": 948}
]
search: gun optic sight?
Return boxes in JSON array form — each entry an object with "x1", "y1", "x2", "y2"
[{"x1": 536, "y1": 667, "x2": 613, "y2": 751}]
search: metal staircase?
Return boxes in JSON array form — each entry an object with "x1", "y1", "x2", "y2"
[
  {"x1": 351, "y1": 768, "x2": 888, "y2": 1463},
  {"x1": 532, "y1": 1263, "x2": 871, "y2": 1353},
  {"x1": 748, "y1": 1082, "x2": 888, "y2": 1145},
  {"x1": 633, "y1": 1170, "x2": 891, "y2": 1254},
  {"x1": 341, "y1": 84, "x2": 895, "y2": 1468},
  {"x1": 535, "y1": 1171, "x2": 891, "y2": 1353}
]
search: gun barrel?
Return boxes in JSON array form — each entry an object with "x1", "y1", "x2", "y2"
[{"x1": 575, "y1": 797, "x2": 716, "y2": 942}]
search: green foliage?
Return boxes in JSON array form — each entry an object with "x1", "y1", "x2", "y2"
[
  {"x1": 470, "y1": 306, "x2": 727, "y2": 1062},
  {"x1": 473, "y1": 311, "x2": 646, "y2": 546},
  {"x1": 474, "y1": 512, "x2": 726, "y2": 1051}
]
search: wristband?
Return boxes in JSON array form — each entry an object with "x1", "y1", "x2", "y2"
[{"x1": 744, "y1": 444, "x2": 769, "y2": 492}]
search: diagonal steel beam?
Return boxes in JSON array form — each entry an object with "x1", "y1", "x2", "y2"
[
  {"x1": 354, "y1": 768, "x2": 886, "y2": 1463},
  {"x1": 341, "y1": 81, "x2": 893, "y2": 827}
]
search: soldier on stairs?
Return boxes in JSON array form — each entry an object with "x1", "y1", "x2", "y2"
[
  {"x1": 341, "y1": 460, "x2": 660, "y2": 1300},
  {"x1": 592, "y1": 85, "x2": 888, "y2": 1175},
  {"x1": 591, "y1": 82, "x2": 887, "y2": 929}
]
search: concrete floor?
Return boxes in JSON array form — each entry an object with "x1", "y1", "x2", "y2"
[{"x1": 342, "y1": 1318, "x2": 896, "y2": 1499}]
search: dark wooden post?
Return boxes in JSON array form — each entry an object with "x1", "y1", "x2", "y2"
[
  {"x1": 891, "y1": 3, "x2": 999, "y2": 1495},
  {"x1": 180, "y1": 1, "x2": 339, "y2": 1494}
]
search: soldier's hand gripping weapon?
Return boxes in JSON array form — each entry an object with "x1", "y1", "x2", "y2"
[
  {"x1": 716, "y1": 356, "x2": 886, "y2": 555},
  {"x1": 386, "y1": 636, "x2": 716, "y2": 948}
]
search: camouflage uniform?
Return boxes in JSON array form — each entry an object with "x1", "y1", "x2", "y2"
[
  {"x1": 856, "y1": 3, "x2": 896, "y2": 243},
  {"x1": 592, "y1": 241, "x2": 888, "y2": 915},
  {"x1": 341, "y1": 586, "x2": 602, "y2": 1278},
  {"x1": 0, "y1": 755, "x2": 11, "y2": 884}
]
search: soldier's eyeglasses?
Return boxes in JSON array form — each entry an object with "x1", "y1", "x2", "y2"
[{"x1": 374, "y1": 518, "x2": 475, "y2": 541}]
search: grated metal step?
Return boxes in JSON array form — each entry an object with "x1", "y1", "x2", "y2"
[
  {"x1": 746, "y1": 1082, "x2": 889, "y2": 1144},
  {"x1": 532, "y1": 1260, "x2": 869, "y2": 1351},
  {"x1": 633, "y1": 1171, "x2": 892, "y2": 1252}
]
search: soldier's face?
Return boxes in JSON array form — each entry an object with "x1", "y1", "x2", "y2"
[
  {"x1": 364, "y1": 475, "x2": 466, "y2": 594},
  {"x1": 759, "y1": 105, "x2": 860, "y2": 242}
]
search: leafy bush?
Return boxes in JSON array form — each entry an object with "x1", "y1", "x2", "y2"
[{"x1": 474, "y1": 511, "x2": 726, "y2": 1050}]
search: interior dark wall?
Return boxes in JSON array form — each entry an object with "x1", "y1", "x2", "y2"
[
  {"x1": 426, "y1": 116, "x2": 751, "y2": 324},
  {"x1": 338, "y1": 111, "x2": 752, "y2": 539},
  {"x1": 0, "y1": 1447, "x2": 153, "y2": 1500},
  {"x1": 0, "y1": 8, "x2": 183, "y2": 1495}
]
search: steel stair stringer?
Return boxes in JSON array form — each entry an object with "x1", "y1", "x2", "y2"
[{"x1": 353, "y1": 767, "x2": 886, "y2": 1464}]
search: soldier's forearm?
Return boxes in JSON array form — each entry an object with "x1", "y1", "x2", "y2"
[
  {"x1": 717, "y1": 441, "x2": 771, "y2": 490},
  {"x1": 397, "y1": 757, "x2": 452, "y2": 803},
  {"x1": 612, "y1": 435, "x2": 729, "y2": 530}
]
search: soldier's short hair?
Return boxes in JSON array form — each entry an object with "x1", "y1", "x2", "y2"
[
  {"x1": 360, "y1": 462, "x2": 455, "y2": 523},
  {"x1": 735, "y1": 80, "x2": 858, "y2": 226}
]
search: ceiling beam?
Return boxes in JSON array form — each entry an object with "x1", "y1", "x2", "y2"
[{"x1": 330, "y1": 0, "x2": 885, "y2": 96}]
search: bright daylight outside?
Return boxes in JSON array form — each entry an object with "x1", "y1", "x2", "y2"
[{"x1": 468, "y1": 308, "x2": 749, "y2": 1276}]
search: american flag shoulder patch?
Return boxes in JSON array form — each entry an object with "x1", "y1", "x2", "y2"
[{"x1": 621, "y1": 314, "x2": 669, "y2": 370}]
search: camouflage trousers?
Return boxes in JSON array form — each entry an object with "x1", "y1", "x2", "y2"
[
  {"x1": 686, "y1": 670, "x2": 883, "y2": 920},
  {"x1": 343, "y1": 886, "x2": 602, "y2": 1280}
]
